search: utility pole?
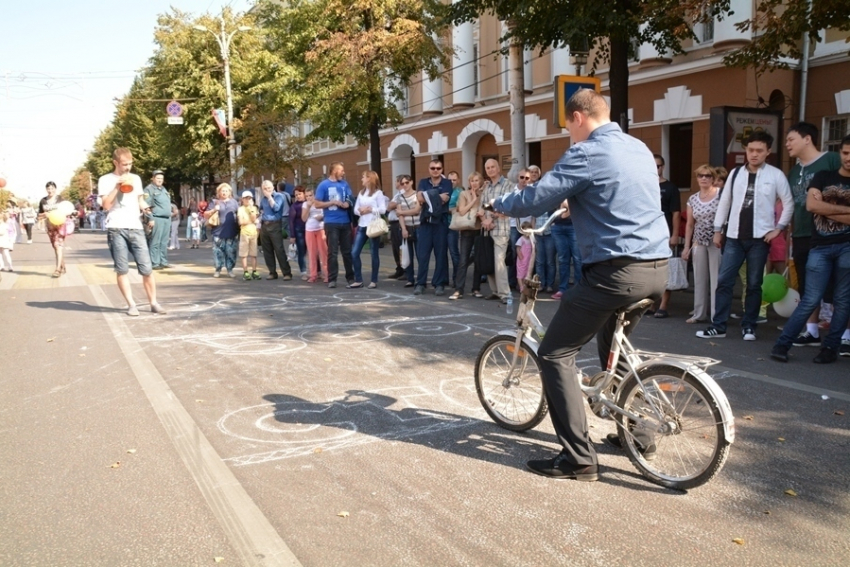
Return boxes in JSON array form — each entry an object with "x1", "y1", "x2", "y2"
[
  {"x1": 507, "y1": 21, "x2": 526, "y2": 185},
  {"x1": 194, "y1": 17, "x2": 252, "y2": 189}
]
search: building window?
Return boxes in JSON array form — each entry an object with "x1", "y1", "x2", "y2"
[
  {"x1": 823, "y1": 115, "x2": 850, "y2": 152},
  {"x1": 630, "y1": 37, "x2": 641, "y2": 63}
]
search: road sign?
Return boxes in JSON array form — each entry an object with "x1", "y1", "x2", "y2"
[
  {"x1": 167, "y1": 116, "x2": 184, "y2": 125},
  {"x1": 553, "y1": 75, "x2": 601, "y2": 128},
  {"x1": 166, "y1": 100, "x2": 184, "y2": 117}
]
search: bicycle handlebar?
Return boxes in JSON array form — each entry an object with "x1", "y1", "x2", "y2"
[{"x1": 480, "y1": 202, "x2": 566, "y2": 237}]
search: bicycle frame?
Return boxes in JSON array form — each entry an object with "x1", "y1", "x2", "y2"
[{"x1": 494, "y1": 211, "x2": 735, "y2": 443}]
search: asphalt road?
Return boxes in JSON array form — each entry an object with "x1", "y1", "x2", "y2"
[{"x1": 1, "y1": 228, "x2": 848, "y2": 566}]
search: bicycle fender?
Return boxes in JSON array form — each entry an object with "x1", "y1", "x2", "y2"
[
  {"x1": 495, "y1": 329, "x2": 540, "y2": 356},
  {"x1": 628, "y1": 358, "x2": 735, "y2": 443}
]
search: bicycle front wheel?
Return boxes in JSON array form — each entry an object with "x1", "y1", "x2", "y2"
[
  {"x1": 616, "y1": 365, "x2": 731, "y2": 490},
  {"x1": 474, "y1": 335, "x2": 548, "y2": 431}
]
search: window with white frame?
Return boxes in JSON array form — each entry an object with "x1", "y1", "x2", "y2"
[
  {"x1": 823, "y1": 114, "x2": 850, "y2": 152},
  {"x1": 695, "y1": 7, "x2": 714, "y2": 44}
]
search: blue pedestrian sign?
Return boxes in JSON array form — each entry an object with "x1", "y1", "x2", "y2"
[{"x1": 554, "y1": 75, "x2": 601, "y2": 128}]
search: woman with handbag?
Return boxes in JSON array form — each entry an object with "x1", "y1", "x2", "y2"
[
  {"x1": 391, "y1": 174, "x2": 421, "y2": 288},
  {"x1": 450, "y1": 172, "x2": 486, "y2": 300},
  {"x1": 682, "y1": 165, "x2": 721, "y2": 323},
  {"x1": 205, "y1": 183, "x2": 240, "y2": 278},
  {"x1": 350, "y1": 171, "x2": 387, "y2": 289}
]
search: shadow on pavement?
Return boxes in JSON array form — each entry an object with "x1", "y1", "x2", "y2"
[{"x1": 26, "y1": 300, "x2": 126, "y2": 313}]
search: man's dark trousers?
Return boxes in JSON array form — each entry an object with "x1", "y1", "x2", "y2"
[
  {"x1": 148, "y1": 216, "x2": 171, "y2": 267},
  {"x1": 415, "y1": 220, "x2": 449, "y2": 287},
  {"x1": 537, "y1": 259, "x2": 667, "y2": 466},
  {"x1": 711, "y1": 238, "x2": 769, "y2": 333},
  {"x1": 325, "y1": 222, "x2": 354, "y2": 284},
  {"x1": 260, "y1": 220, "x2": 292, "y2": 277}
]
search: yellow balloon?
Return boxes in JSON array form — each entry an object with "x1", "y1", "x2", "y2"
[{"x1": 48, "y1": 210, "x2": 66, "y2": 226}]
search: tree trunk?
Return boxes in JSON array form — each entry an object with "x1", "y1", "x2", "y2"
[
  {"x1": 369, "y1": 118, "x2": 382, "y2": 186},
  {"x1": 609, "y1": 37, "x2": 630, "y2": 133},
  {"x1": 507, "y1": 34, "x2": 526, "y2": 184}
]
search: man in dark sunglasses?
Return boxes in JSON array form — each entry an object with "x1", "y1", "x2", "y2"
[{"x1": 413, "y1": 160, "x2": 452, "y2": 295}]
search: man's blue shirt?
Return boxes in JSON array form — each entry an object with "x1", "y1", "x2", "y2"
[
  {"x1": 259, "y1": 192, "x2": 286, "y2": 222},
  {"x1": 315, "y1": 178, "x2": 353, "y2": 225},
  {"x1": 494, "y1": 122, "x2": 670, "y2": 265}
]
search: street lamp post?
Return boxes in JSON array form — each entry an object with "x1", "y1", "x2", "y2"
[{"x1": 194, "y1": 18, "x2": 251, "y2": 189}]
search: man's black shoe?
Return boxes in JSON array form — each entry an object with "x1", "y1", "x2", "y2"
[
  {"x1": 813, "y1": 347, "x2": 837, "y2": 364},
  {"x1": 389, "y1": 268, "x2": 405, "y2": 279},
  {"x1": 526, "y1": 453, "x2": 598, "y2": 481},
  {"x1": 770, "y1": 344, "x2": 789, "y2": 363},
  {"x1": 604, "y1": 433, "x2": 656, "y2": 461}
]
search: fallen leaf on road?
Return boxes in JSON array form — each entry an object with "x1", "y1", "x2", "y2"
[
  {"x1": 784, "y1": 489, "x2": 797, "y2": 497},
  {"x1": 709, "y1": 342, "x2": 718, "y2": 346},
  {"x1": 126, "y1": 449, "x2": 136, "y2": 454},
  {"x1": 835, "y1": 410, "x2": 845, "y2": 416},
  {"x1": 763, "y1": 510, "x2": 771, "y2": 515},
  {"x1": 108, "y1": 462, "x2": 121, "y2": 468},
  {"x1": 337, "y1": 511, "x2": 349, "y2": 518},
  {"x1": 314, "y1": 448, "x2": 323, "y2": 453},
  {"x1": 214, "y1": 558, "x2": 225, "y2": 563},
  {"x1": 46, "y1": 338, "x2": 55, "y2": 343},
  {"x1": 196, "y1": 399, "x2": 205, "y2": 403},
  {"x1": 777, "y1": 437, "x2": 785, "y2": 442},
  {"x1": 743, "y1": 415, "x2": 754, "y2": 421},
  {"x1": 756, "y1": 357, "x2": 764, "y2": 361},
  {"x1": 732, "y1": 538, "x2": 745, "y2": 545}
]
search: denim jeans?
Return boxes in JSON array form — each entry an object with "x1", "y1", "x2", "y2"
[
  {"x1": 551, "y1": 223, "x2": 581, "y2": 292},
  {"x1": 325, "y1": 222, "x2": 354, "y2": 283},
  {"x1": 416, "y1": 220, "x2": 449, "y2": 287},
  {"x1": 711, "y1": 237, "x2": 770, "y2": 332},
  {"x1": 352, "y1": 226, "x2": 381, "y2": 283},
  {"x1": 777, "y1": 242, "x2": 850, "y2": 350},
  {"x1": 535, "y1": 234, "x2": 557, "y2": 289},
  {"x1": 447, "y1": 228, "x2": 460, "y2": 286},
  {"x1": 107, "y1": 228, "x2": 153, "y2": 276},
  {"x1": 292, "y1": 225, "x2": 307, "y2": 273}
]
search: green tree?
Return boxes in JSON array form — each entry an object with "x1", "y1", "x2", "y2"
[
  {"x1": 62, "y1": 167, "x2": 95, "y2": 204},
  {"x1": 724, "y1": 0, "x2": 850, "y2": 73},
  {"x1": 256, "y1": 0, "x2": 452, "y2": 181},
  {"x1": 447, "y1": 0, "x2": 730, "y2": 132}
]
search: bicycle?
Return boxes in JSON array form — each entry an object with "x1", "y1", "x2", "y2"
[{"x1": 474, "y1": 209, "x2": 735, "y2": 489}]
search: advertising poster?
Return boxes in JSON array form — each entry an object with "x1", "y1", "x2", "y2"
[{"x1": 709, "y1": 107, "x2": 783, "y2": 171}]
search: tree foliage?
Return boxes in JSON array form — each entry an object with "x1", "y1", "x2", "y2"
[
  {"x1": 62, "y1": 167, "x2": 95, "y2": 205},
  {"x1": 724, "y1": 0, "x2": 850, "y2": 73},
  {"x1": 256, "y1": 0, "x2": 452, "y2": 177}
]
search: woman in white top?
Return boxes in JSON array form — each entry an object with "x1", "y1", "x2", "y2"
[
  {"x1": 682, "y1": 165, "x2": 721, "y2": 323},
  {"x1": 390, "y1": 174, "x2": 421, "y2": 287},
  {"x1": 350, "y1": 171, "x2": 387, "y2": 288}
]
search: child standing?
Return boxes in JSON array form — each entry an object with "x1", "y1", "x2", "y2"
[
  {"x1": 302, "y1": 188, "x2": 328, "y2": 283},
  {"x1": 0, "y1": 211, "x2": 15, "y2": 272},
  {"x1": 190, "y1": 212, "x2": 201, "y2": 248},
  {"x1": 515, "y1": 221, "x2": 533, "y2": 292},
  {"x1": 237, "y1": 191, "x2": 261, "y2": 280}
]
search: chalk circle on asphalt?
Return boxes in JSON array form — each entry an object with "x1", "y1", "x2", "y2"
[
  {"x1": 218, "y1": 403, "x2": 358, "y2": 444},
  {"x1": 299, "y1": 327, "x2": 391, "y2": 343},
  {"x1": 215, "y1": 295, "x2": 282, "y2": 308},
  {"x1": 281, "y1": 294, "x2": 343, "y2": 305},
  {"x1": 333, "y1": 292, "x2": 392, "y2": 302},
  {"x1": 147, "y1": 301, "x2": 216, "y2": 313},
  {"x1": 385, "y1": 321, "x2": 470, "y2": 336}
]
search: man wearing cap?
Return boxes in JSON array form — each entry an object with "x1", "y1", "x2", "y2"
[{"x1": 143, "y1": 169, "x2": 172, "y2": 269}]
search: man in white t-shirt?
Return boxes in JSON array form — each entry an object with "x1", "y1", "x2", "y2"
[{"x1": 98, "y1": 147, "x2": 166, "y2": 316}]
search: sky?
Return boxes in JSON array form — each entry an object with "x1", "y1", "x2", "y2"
[{"x1": 0, "y1": 0, "x2": 253, "y2": 202}]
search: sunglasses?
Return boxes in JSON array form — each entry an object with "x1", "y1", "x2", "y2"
[
  {"x1": 697, "y1": 173, "x2": 714, "y2": 179},
  {"x1": 519, "y1": 176, "x2": 530, "y2": 180},
  {"x1": 429, "y1": 166, "x2": 442, "y2": 171}
]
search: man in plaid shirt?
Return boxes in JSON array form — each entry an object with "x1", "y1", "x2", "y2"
[{"x1": 480, "y1": 158, "x2": 513, "y2": 303}]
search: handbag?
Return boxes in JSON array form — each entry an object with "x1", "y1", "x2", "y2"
[
  {"x1": 449, "y1": 209, "x2": 479, "y2": 231},
  {"x1": 666, "y1": 246, "x2": 688, "y2": 291},
  {"x1": 207, "y1": 202, "x2": 221, "y2": 227},
  {"x1": 366, "y1": 216, "x2": 389, "y2": 238},
  {"x1": 401, "y1": 238, "x2": 411, "y2": 269},
  {"x1": 474, "y1": 229, "x2": 495, "y2": 276}
]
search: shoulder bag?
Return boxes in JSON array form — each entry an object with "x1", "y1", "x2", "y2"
[{"x1": 206, "y1": 200, "x2": 221, "y2": 227}]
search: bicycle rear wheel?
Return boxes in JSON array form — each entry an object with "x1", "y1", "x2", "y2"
[
  {"x1": 474, "y1": 334, "x2": 548, "y2": 431},
  {"x1": 616, "y1": 365, "x2": 730, "y2": 490}
]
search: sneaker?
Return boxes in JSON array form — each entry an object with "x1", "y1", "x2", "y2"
[
  {"x1": 435, "y1": 286, "x2": 445, "y2": 296},
  {"x1": 266, "y1": 273, "x2": 278, "y2": 280},
  {"x1": 413, "y1": 285, "x2": 424, "y2": 295},
  {"x1": 526, "y1": 454, "x2": 598, "y2": 481},
  {"x1": 213, "y1": 271, "x2": 221, "y2": 278},
  {"x1": 252, "y1": 271, "x2": 261, "y2": 280},
  {"x1": 813, "y1": 347, "x2": 838, "y2": 364},
  {"x1": 770, "y1": 344, "x2": 789, "y2": 363},
  {"x1": 328, "y1": 281, "x2": 337, "y2": 288},
  {"x1": 792, "y1": 332, "x2": 821, "y2": 347},
  {"x1": 227, "y1": 270, "x2": 235, "y2": 278},
  {"x1": 729, "y1": 313, "x2": 742, "y2": 319},
  {"x1": 127, "y1": 305, "x2": 140, "y2": 317},
  {"x1": 243, "y1": 272, "x2": 252, "y2": 281},
  {"x1": 756, "y1": 316, "x2": 768, "y2": 325},
  {"x1": 742, "y1": 328, "x2": 756, "y2": 341},
  {"x1": 151, "y1": 303, "x2": 167, "y2": 315},
  {"x1": 840, "y1": 338, "x2": 850, "y2": 358},
  {"x1": 696, "y1": 327, "x2": 725, "y2": 339},
  {"x1": 282, "y1": 274, "x2": 292, "y2": 281},
  {"x1": 551, "y1": 291, "x2": 563, "y2": 300}
]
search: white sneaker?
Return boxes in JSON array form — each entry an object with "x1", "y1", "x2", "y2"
[{"x1": 742, "y1": 328, "x2": 756, "y2": 341}]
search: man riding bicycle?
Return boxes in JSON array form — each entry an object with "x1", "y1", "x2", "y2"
[{"x1": 492, "y1": 89, "x2": 670, "y2": 481}]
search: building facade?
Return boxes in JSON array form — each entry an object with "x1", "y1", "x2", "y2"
[{"x1": 292, "y1": 0, "x2": 850, "y2": 203}]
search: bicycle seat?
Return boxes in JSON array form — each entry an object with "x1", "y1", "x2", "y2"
[{"x1": 617, "y1": 298, "x2": 655, "y2": 315}]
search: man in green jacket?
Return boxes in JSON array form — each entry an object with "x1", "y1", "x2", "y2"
[{"x1": 143, "y1": 170, "x2": 173, "y2": 269}]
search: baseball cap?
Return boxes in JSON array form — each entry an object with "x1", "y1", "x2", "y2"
[
  {"x1": 152, "y1": 169, "x2": 164, "y2": 176},
  {"x1": 241, "y1": 191, "x2": 253, "y2": 199}
]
